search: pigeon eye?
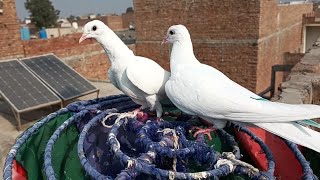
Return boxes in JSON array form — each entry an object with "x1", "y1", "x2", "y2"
[
  {"x1": 92, "y1": 25, "x2": 97, "y2": 31},
  {"x1": 169, "y1": 30, "x2": 175, "y2": 35}
]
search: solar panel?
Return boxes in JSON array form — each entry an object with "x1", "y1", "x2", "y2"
[
  {"x1": 0, "y1": 59, "x2": 61, "y2": 112},
  {"x1": 21, "y1": 54, "x2": 99, "y2": 101}
]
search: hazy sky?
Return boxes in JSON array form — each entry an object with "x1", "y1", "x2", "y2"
[{"x1": 15, "y1": 0, "x2": 133, "y2": 19}]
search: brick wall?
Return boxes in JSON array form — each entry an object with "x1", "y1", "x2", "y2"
[
  {"x1": 302, "y1": 12, "x2": 316, "y2": 25},
  {"x1": 76, "y1": 15, "x2": 125, "y2": 31},
  {"x1": 122, "y1": 10, "x2": 134, "y2": 29},
  {"x1": 283, "y1": 52, "x2": 304, "y2": 65},
  {"x1": 104, "y1": 15, "x2": 124, "y2": 31},
  {"x1": 0, "y1": 0, "x2": 24, "y2": 60},
  {"x1": 134, "y1": 0, "x2": 312, "y2": 93},
  {"x1": 134, "y1": 0, "x2": 260, "y2": 91},
  {"x1": 22, "y1": 33, "x2": 135, "y2": 81},
  {"x1": 256, "y1": 2, "x2": 312, "y2": 93}
]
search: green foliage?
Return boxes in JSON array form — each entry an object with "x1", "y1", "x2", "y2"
[
  {"x1": 25, "y1": 0, "x2": 60, "y2": 29},
  {"x1": 126, "y1": 7, "x2": 133, "y2": 13},
  {"x1": 67, "y1": 15, "x2": 76, "y2": 22}
]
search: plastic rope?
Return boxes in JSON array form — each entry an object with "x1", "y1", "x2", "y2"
[
  {"x1": 282, "y1": 139, "x2": 319, "y2": 180},
  {"x1": 106, "y1": 117, "x2": 276, "y2": 179},
  {"x1": 4, "y1": 94, "x2": 318, "y2": 180},
  {"x1": 44, "y1": 99, "x2": 138, "y2": 180}
]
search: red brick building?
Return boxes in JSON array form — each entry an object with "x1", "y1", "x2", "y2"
[
  {"x1": 122, "y1": 8, "x2": 134, "y2": 29},
  {"x1": 74, "y1": 11, "x2": 134, "y2": 31},
  {"x1": 133, "y1": 0, "x2": 313, "y2": 93},
  {"x1": 0, "y1": 0, "x2": 24, "y2": 60},
  {"x1": 73, "y1": 15, "x2": 124, "y2": 31}
]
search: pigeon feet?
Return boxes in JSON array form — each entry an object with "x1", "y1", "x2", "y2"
[
  {"x1": 191, "y1": 127, "x2": 216, "y2": 141},
  {"x1": 164, "y1": 111, "x2": 180, "y2": 117},
  {"x1": 135, "y1": 111, "x2": 149, "y2": 123},
  {"x1": 156, "y1": 117, "x2": 164, "y2": 123}
]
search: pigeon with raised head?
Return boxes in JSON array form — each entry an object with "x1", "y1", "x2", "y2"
[
  {"x1": 79, "y1": 20, "x2": 170, "y2": 120},
  {"x1": 163, "y1": 24, "x2": 320, "y2": 153}
]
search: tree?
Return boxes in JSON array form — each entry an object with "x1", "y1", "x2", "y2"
[
  {"x1": 126, "y1": 7, "x2": 133, "y2": 13},
  {"x1": 25, "y1": 0, "x2": 60, "y2": 29},
  {"x1": 67, "y1": 15, "x2": 76, "y2": 22}
]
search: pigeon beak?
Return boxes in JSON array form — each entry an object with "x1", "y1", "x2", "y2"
[
  {"x1": 79, "y1": 34, "x2": 89, "y2": 44},
  {"x1": 161, "y1": 36, "x2": 169, "y2": 45}
]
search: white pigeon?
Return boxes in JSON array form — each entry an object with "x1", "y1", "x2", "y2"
[
  {"x1": 79, "y1": 20, "x2": 170, "y2": 119},
  {"x1": 163, "y1": 24, "x2": 320, "y2": 153}
]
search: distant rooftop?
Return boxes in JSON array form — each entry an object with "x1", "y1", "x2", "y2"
[{"x1": 279, "y1": 0, "x2": 318, "y2": 4}]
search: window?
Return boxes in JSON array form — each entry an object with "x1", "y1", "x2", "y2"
[{"x1": 0, "y1": 0, "x2": 3, "y2": 15}]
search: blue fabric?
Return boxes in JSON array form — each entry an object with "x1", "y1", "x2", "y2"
[{"x1": 4, "y1": 94, "x2": 318, "y2": 180}]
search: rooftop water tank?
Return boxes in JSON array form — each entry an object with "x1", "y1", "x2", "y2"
[
  {"x1": 72, "y1": 22, "x2": 79, "y2": 29},
  {"x1": 39, "y1": 28, "x2": 48, "y2": 39},
  {"x1": 20, "y1": 26, "x2": 30, "y2": 40}
]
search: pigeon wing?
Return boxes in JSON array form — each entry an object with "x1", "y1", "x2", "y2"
[
  {"x1": 167, "y1": 63, "x2": 320, "y2": 123},
  {"x1": 126, "y1": 56, "x2": 170, "y2": 95}
]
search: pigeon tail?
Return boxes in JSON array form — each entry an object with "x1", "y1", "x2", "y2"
[
  {"x1": 255, "y1": 122, "x2": 320, "y2": 153},
  {"x1": 299, "y1": 119, "x2": 320, "y2": 129}
]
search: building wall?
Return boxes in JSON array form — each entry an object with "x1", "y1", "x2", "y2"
[
  {"x1": 275, "y1": 39, "x2": 320, "y2": 108},
  {"x1": 122, "y1": 10, "x2": 134, "y2": 29},
  {"x1": 134, "y1": 0, "x2": 312, "y2": 93},
  {"x1": 0, "y1": 0, "x2": 24, "y2": 60},
  {"x1": 74, "y1": 15, "x2": 125, "y2": 31},
  {"x1": 301, "y1": 12, "x2": 320, "y2": 53},
  {"x1": 256, "y1": 2, "x2": 312, "y2": 93},
  {"x1": 134, "y1": 0, "x2": 261, "y2": 91},
  {"x1": 104, "y1": 15, "x2": 124, "y2": 31},
  {"x1": 46, "y1": 27, "x2": 82, "y2": 38}
]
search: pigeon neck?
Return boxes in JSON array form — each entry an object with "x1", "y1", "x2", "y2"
[
  {"x1": 97, "y1": 30, "x2": 134, "y2": 64},
  {"x1": 170, "y1": 40, "x2": 199, "y2": 73}
]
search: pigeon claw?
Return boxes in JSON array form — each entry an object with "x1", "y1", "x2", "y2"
[
  {"x1": 136, "y1": 112, "x2": 149, "y2": 123},
  {"x1": 147, "y1": 111, "x2": 157, "y2": 117},
  {"x1": 191, "y1": 127, "x2": 216, "y2": 141},
  {"x1": 156, "y1": 117, "x2": 164, "y2": 123}
]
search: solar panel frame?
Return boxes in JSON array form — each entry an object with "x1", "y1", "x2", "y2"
[
  {"x1": 20, "y1": 53, "x2": 99, "y2": 102},
  {"x1": 0, "y1": 59, "x2": 62, "y2": 113}
]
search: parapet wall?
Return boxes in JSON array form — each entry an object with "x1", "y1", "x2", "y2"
[
  {"x1": 275, "y1": 38, "x2": 320, "y2": 105},
  {"x1": 0, "y1": 0, "x2": 24, "y2": 60},
  {"x1": 256, "y1": 2, "x2": 313, "y2": 93},
  {"x1": 1, "y1": 32, "x2": 133, "y2": 81},
  {"x1": 22, "y1": 33, "x2": 135, "y2": 81}
]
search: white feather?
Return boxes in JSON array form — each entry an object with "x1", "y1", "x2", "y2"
[
  {"x1": 167, "y1": 64, "x2": 320, "y2": 123},
  {"x1": 108, "y1": 68, "x2": 120, "y2": 89},
  {"x1": 165, "y1": 24, "x2": 320, "y2": 152},
  {"x1": 126, "y1": 56, "x2": 170, "y2": 96},
  {"x1": 82, "y1": 20, "x2": 170, "y2": 117},
  {"x1": 255, "y1": 123, "x2": 320, "y2": 153}
]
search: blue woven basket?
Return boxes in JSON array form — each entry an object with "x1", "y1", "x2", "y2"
[{"x1": 3, "y1": 95, "x2": 318, "y2": 180}]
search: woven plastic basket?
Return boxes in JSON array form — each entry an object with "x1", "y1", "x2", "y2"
[{"x1": 3, "y1": 95, "x2": 318, "y2": 180}]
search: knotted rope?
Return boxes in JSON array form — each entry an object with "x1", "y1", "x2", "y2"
[{"x1": 3, "y1": 95, "x2": 318, "y2": 180}]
